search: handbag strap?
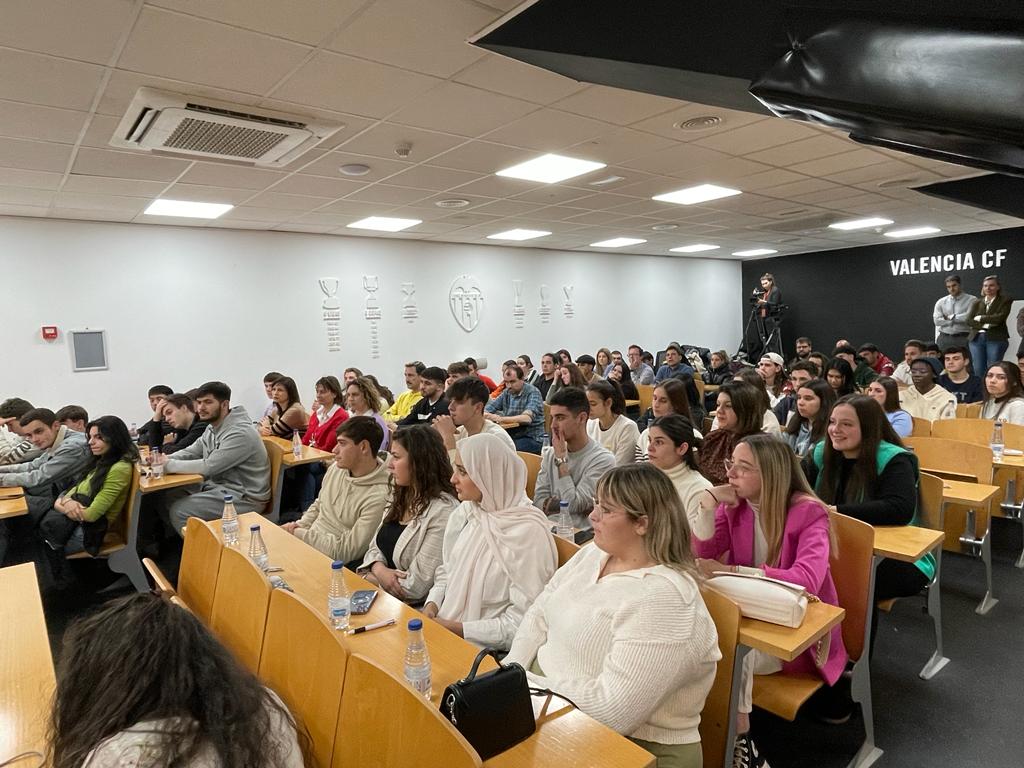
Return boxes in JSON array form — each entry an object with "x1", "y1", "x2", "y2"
[
  {"x1": 463, "y1": 647, "x2": 504, "y2": 682},
  {"x1": 529, "y1": 687, "x2": 578, "y2": 710}
]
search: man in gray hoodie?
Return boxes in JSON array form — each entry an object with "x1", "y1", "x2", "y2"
[
  {"x1": 0, "y1": 407, "x2": 91, "y2": 564},
  {"x1": 155, "y1": 381, "x2": 270, "y2": 533}
]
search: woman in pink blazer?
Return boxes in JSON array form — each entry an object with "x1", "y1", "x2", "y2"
[{"x1": 691, "y1": 433, "x2": 847, "y2": 768}]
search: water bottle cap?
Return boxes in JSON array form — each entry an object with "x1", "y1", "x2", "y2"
[
  {"x1": 249, "y1": 524, "x2": 260, "y2": 531},
  {"x1": 331, "y1": 561, "x2": 343, "y2": 570},
  {"x1": 559, "y1": 500, "x2": 569, "y2": 508},
  {"x1": 408, "y1": 618, "x2": 423, "y2": 631},
  {"x1": 223, "y1": 494, "x2": 233, "y2": 502}
]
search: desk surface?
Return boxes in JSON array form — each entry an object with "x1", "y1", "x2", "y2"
[
  {"x1": 873, "y1": 526, "x2": 944, "y2": 562},
  {"x1": 941, "y1": 479, "x2": 1001, "y2": 507},
  {"x1": 0, "y1": 486, "x2": 24, "y2": 499},
  {"x1": 0, "y1": 495, "x2": 27, "y2": 520},
  {"x1": 0, "y1": 563, "x2": 56, "y2": 762},
  {"x1": 139, "y1": 472, "x2": 204, "y2": 494},
  {"x1": 995, "y1": 454, "x2": 1024, "y2": 470},
  {"x1": 738, "y1": 601, "x2": 845, "y2": 662},
  {"x1": 265, "y1": 436, "x2": 334, "y2": 467},
  {"x1": 221, "y1": 514, "x2": 654, "y2": 768}
]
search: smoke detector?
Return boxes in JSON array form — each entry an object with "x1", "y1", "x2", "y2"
[
  {"x1": 394, "y1": 143, "x2": 412, "y2": 159},
  {"x1": 650, "y1": 223, "x2": 679, "y2": 231},
  {"x1": 339, "y1": 163, "x2": 371, "y2": 176},
  {"x1": 435, "y1": 198, "x2": 471, "y2": 208}
]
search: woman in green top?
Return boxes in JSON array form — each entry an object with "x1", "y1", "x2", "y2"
[{"x1": 40, "y1": 415, "x2": 139, "y2": 557}]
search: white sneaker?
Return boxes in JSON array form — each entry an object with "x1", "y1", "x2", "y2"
[{"x1": 733, "y1": 732, "x2": 771, "y2": 768}]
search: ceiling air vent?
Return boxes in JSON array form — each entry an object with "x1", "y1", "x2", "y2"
[{"x1": 110, "y1": 88, "x2": 344, "y2": 167}]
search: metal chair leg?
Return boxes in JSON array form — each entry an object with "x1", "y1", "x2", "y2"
[
  {"x1": 847, "y1": 658, "x2": 883, "y2": 768},
  {"x1": 976, "y1": 530, "x2": 998, "y2": 615},
  {"x1": 919, "y1": 547, "x2": 949, "y2": 679}
]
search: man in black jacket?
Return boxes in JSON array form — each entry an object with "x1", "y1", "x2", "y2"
[{"x1": 398, "y1": 367, "x2": 449, "y2": 426}]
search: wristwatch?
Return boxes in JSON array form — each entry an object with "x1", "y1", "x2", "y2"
[{"x1": 553, "y1": 455, "x2": 569, "y2": 467}]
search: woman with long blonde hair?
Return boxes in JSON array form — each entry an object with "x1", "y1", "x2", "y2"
[
  {"x1": 692, "y1": 434, "x2": 846, "y2": 768},
  {"x1": 506, "y1": 464, "x2": 720, "y2": 768}
]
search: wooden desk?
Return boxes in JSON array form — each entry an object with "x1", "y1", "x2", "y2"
[
  {"x1": 0, "y1": 563, "x2": 56, "y2": 762},
  {"x1": 220, "y1": 514, "x2": 654, "y2": 768},
  {"x1": 624, "y1": 399, "x2": 640, "y2": 407},
  {"x1": 941, "y1": 479, "x2": 1001, "y2": 507},
  {"x1": 266, "y1": 436, "x2": 333, "y2": 467},
  {"x1": 0, "y1": 486, "x2": 24, "y2": 500},
  {"x1": 704, "y1": 384, "x2": 720, "y2": 393},
  {"x1": 737, "y1": 602, "x2": 844, "y2": 662},
  {"x1": 140, "y1": 471, "x2": 205, "y2": 494},
  {"x1": 939, "y1": 480, "x2": 1001, "y2": 615},
  {"x1": 0, "y1": 495, "x2": 27, "y2": 520}
]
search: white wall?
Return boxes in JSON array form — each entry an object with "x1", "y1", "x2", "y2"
[{"x1": 0, "y1": 217, "x2": 742, "y2": 424}]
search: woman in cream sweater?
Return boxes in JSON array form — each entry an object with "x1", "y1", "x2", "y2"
[
  {"x1": 644, "y1": 414, "x2": 711, "y2": 533},
  {"x1": 586, "y1": 380, "x2": 640, "y2": 465},
  {"x1": 506, "y1": 464, "x2": 720, "y2": 767}
]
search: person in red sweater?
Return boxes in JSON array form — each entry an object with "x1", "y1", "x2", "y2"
[
  {"x1": 857, "y1": 343, "x2": 895, "y2": 377},
  {"x1": 294, "y1": 375, "x2": 349, "y2": 515},
  {"x1": 464, "y1": 357, "x2": 497, "y2": 390}
]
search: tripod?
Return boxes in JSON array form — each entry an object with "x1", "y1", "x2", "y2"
[{"x1": 737, "y1": 303, "x2": 786, "y2": 362}]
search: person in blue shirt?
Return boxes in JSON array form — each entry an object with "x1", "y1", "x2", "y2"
[
  {"x1": 654, "y1": 343, "x2": 695, "y2": 384},
  {"x1": 938, "y1": 346, "x2": 983, "y2": 404},
  {"x1": 484, "y1": 364, "x2": 545, "y2": 454}
]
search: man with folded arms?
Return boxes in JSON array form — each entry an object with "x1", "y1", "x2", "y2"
[
  {"x1": 933, "y1": 274, "x2": 975, "y2": 351},
  {"x1": 484, "y1": 364, "x2": 545, "y2": 454}
]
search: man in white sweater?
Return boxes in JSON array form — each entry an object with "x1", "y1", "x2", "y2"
[
  {"x1": 533, "y1": 387, "x2": 615, "y2": 530},
  {"x1": 900, "y1": 357, "x2": 957, "y2": 422},
  {"x1": 433, "y1": 376, "x2": 515, "y2": 460}
]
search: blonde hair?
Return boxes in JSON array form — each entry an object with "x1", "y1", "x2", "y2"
[
  {"x1": 597, "y1": 464, "x2": 699, "y2": 579},
  {"x1": 739, "y1": 434, "x2": 835, "y2": 565}
]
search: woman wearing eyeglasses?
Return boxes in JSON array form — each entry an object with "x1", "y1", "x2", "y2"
[
  {"x1": 506, "y1": 464, "x2": 720, "y2": 768},
  {"x1": 692, "y1": 434, "x2": 847, "y2": 768}
]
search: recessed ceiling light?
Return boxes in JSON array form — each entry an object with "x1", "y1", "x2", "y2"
[
  {"x1": 590, "y1": 237, "x2": 646, "y2": 248},
  {"x1": 435, "y1": 198, "x2": 470, "y2": 208},
  {"x1": 650, "y1": 223, "x2": 678, "y2": 231},
  {"x1": 496, "y1": 153, "x2": 606, "y2": 184},
  {"x1": 653, "y1": 183, "x2": 742, "y2": 205},
  {"x1": 588, "y1": 175, "x2": 625, "y2": 186},
  {"x1": 884, "y1": 226, "x2": 941, "y2": 238},
  {"x1": 732, "y1": 248, "x2": 778, "y2": 257},
  {"x1": 347, "y1": 216, "x2": 421, "y2": 232},
  {"x1": 339, "y1": 163, "x2": 371, "y2": 176},
  {"x1": 671, "y1": 244, "x2": 720, "y2": 253},
  {"x1": 487, "y1": 229, "x2": 551, "y2": 241},
  {"x1": 143, "y1": 199, "x2": 233, "y2": 219},
  {"x1": 829, "y1": 217, "x2": 895, "y2": 231}
]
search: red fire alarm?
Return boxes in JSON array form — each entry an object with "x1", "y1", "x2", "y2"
[{"x1": 41, "y1": 326, "x2": 58, "y2": 340}]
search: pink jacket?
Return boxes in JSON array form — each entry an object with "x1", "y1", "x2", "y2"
[{"x1": 693, "y1": 495, "x2": 848, "y2": 684}]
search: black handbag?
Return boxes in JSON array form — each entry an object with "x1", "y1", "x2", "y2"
[{"x1": 439, "y1": 648, "x2": 536, "y2": 760}]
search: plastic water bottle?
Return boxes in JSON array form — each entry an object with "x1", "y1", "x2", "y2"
[
  {"x1": 150, "y1": 447, "x2": 164, "y2": 479},
  {"x1": 541, "y1": 433, "x2": 551, "y2": 450},
  {"x1": 328, "y1": 561, "x2": 350, "y2": 631},
  {"x1": 647, "y1": 417, "x2": 655, "y2": 433},
  {"x1": 991, "y1": 421, "x2": 1005, "y2": 462},
  {"x1": 248, "y1": 525, "x2": 268, "y2": 571},
  {"x1": 221, "y1": 495, "x2": 239, "y2": 547},
  {"x1": 404, "y1": 618, "x2": 432, "y2": 699},
  {"x1": 292, "y1": 431, "x2": 302, "y2": 458},
  {"x1": 129, "y1": 422, "x2": 138, "y2": 439},
  {"x1": 556, "y1": 500, "x2": 574, "y2": 541}
]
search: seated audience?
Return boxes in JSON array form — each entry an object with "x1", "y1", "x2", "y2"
[
  {"x1": 364, "y1": 374, "x2": 394, "y2": 409},
  {"x1": 655, "y1": 343, "x2": 695, "y2": 383},
  {"x1": 772, "y1": 361, "x2": 817, "y2": 427},
  {"x1": 464, "y1": 357, "x2": 497, "y2": 390},
  {"x1": 397, "y1": 366, "x2": 449, "y2": 428},
  {"x1": 892, "y1": 339, "x2": 925, "y2": 385},
  {"x1": 641, "y1": 350, "x2": 656, "y2": 371},
  {"x1": 49, "y1": 592, "x2": 304, "y2": 767},
  {"x1": 433, "y1": 377, "x2": 515, "y2": 457},
  {"x1": 857, "y1": 343, "x2": 895, "y2": 377},
  {"x1": 807, "y1": 351, "x2": 829, "y2": 377},
  {"x1": 259, "y1": 376, "x2": 309, "y2": 439},
  {"x1": 757, "y1": 353, "x2": 786, "y2": 408},
  {"x1": 0, "y1": 397, "x2": 40, "y2": 466},
  {"x1": 283, "y1": 417, "x2": 391, "y2": 564},
  {"x1": 867, "y1": 377, "x2": 913, "y2": 438},
  {"x1": 545, "y1": 361, "x2": 588, "y2": 404},
  {"x1": 803, "y1": 394, "x2": 934, "y2": 651},
  {"x1": 358, "y1": 426, "x2": 459, "y2": 603},
  {"x1": 518, "y1": 354, "x2": 539, "y2": 386},
  {"x1": 423, "y1": 433, "x2": 557, "y2": 650},
  {"x1": 303, "y1": 376, "x2": 349, "y2": 452},
  {"x1": 605, "y1": 360, "x2": 641, "y2": 420},
  {"x1": 261, "y1": 371, "x2": 283, "y2": 419},
  {"x1": 157, "y1": 382, "x2": 270, "y2": 532},
  {"x1": 158, "y1": 394, "x2": 209, "y2": 455},
  {"x1": 54, "y1": 405, "x2": 88, "y2": 433},
  {"x1": 923, "y1": 342, "x2": 942, "y2": 358},
  {"x1": 831, "y1": 344, "x2": 878, "y2": 389},
  {"x1": 535, "y1": 353, "x2": 558, "y2": 399},
  {"x1": 382, "y1": 361, "x2": 425, "y2": 423},
  {"x1": 938, "y1": 346, "x2": 983, "y2": 404},
  {"x1": 557, "y1": 348, "x2": 573, "y2": 366},
  {"x1": 693, "y1": 435, "x2": 847, "y2": 766},
  {"x1": 788, "y1": 336, "x2": 812, "y2": 369},
  {"x1": 784, "y1": 379, "x2": 836, "y2": 458},
  {"x1": 729, "y1": 369, "x2": 783, "y2": 436},
  {"x1": 628, "y1": 344, "x2": 656, "y2": 386},
  {"x1": 484, "y1": 364, "x2": 545, "y2": 454},
  {"x1": 506, "y1": 464, "x2": 719, "y2": 765},
  {"x1": 900, "y1": 357, "x2": 956, "y2": 422},
  {"x1": 704, "y1": 349, "x2": 732, "y2": 387},
  {"x1": 636, "y1": 379, "x2": 697, "y2": 462},
  {"x1": 446, "y1": 360, "x2": 471, "y2": 388},
  {"x1": 697, "y1": 382, "x2": 763, "y2": 485},
  {"x1": 826, "y1": 358, "x2": 857, "y2": 398},
  {"x1": 342, "y1": 367, "x2": 363, "y2": 385},
  {"x1": 596, "y1": 347, "x2": 613, "y2": 377},
  {"x1": 645, "y1": 414, "x2": 711, "y2": 531},
  {"x1": 980, "y1": 361, "x2": 1024, "y2": 424},
  {"x1": 533, "y1": 387, "x2": 616, "y2": 529},
  {"x1": 575, "y1": 354, "x2": 602, "y2": 385},
  {"x1": 586, "y1": 380, "x2": 640, "y2": 466},
  {"x1": 673, "y1": 372, "x2": 707, "y2": 427},
  {"x1": 1017, "y1": 350, "x2": 1024, "y2": 382},
  {"x1": 136, "y1": 385, "x2": 174, "y2": 446},
  {"x1": 345, "y1": 377, "x2": 391, "y2": 452}
]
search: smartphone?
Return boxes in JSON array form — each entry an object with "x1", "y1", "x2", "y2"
[{"x1": 350, "y1": 589, "x2": 378, "y2": 615}]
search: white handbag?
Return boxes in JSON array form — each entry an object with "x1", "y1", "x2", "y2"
[{"x1": 705, "y1": 571, "x2": 816, "y2": 628}]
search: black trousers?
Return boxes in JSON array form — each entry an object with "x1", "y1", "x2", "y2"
[{"x1": 871, "y1": 557, "x2": 930, "y2": 654}]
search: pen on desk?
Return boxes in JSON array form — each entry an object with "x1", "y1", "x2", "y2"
[{"x1": 347, "y1": 618, "x2": 396, "y2": 635}]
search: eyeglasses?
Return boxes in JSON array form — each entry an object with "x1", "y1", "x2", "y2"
[
  {"x1": 590, "y1": 498, "x2": 645, "y2": 520},
  {"x1": 723, "y1": 459, "x2": 759, "y2": 476}
]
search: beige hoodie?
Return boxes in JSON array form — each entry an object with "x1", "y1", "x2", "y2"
[{"x1": 295, "y1": 459, "x2": 391, "y2": 563}]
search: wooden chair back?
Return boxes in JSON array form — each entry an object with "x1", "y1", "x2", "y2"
[
  {"x1": 66, "y1": 465, "x2": 141, "y2": 560},
  {"x1": 553, "y1": 533, "x2": 580, "y2": 567},
  {"x1": 210, "y1": 546, "x2": 272, "y2": 673},
  {"x1": 918, "y1": 473, "x2": 945, "y2": 532},
  {"x1": 828, "y1": 511, "x2": 875, "y2": 664},
  {"x1": 911, "y1": 417, "x2": 932, "y2": 437},
  {"x1": 543, "y1": 403, "x2": 552, "y2": 437},
  {"x1": 259, "y1": 588, "x2": 348, "y2": 768},
  {"x1": 904, "y1": 436, "x2": 993, "y2": 484},
  {"x1": 931, "y1": 417, "x2": 1024, "y2": 448},
  {"x1": 142, "y1": 556, "x2": 175, "y2": 594},
  {"x1": 262, "y1": 438, "x2": 284, "y2": 519},
  {"x1": 699, "y1": 587, "x2": 741, "y2": 768},
  {"x1": 169, "y1": 595, "x2": 191, "y2": 611},
  {"x1": 956, "y1": 402, "x2": 983, "y2": 419},
  {"x1": 333, "y1": 654, "x2": 482, "y2": 768},
  {"x1": 694, "y1": 377, "x2": 706, "y2": 401},
  {"x1": 179, "y1": 517, "x2": 224, "y2": 625},
  {"x1": 518, "y1": 451, "x2": 542, "y2": 499},
  {"x1": 637, "y1": 384, "x2": 654, "y2": 416}
]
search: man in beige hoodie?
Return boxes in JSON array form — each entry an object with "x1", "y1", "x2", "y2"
[{"x1": 282, "y1": 416, "x2": 390, "y2": 564}]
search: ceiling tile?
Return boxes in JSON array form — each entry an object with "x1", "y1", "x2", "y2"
[
  {"x1": 286, "y1": 211, "x2": 374, "y2": 227},
  {"x1": 0, "y1": 204, "x2": 49, "y2": 217},
  {"x1": 297, "y1": 151, "x2": 411, "y2": 181},
  {"x1": 745, "y1": 134, "x2": 858, "y2": 167},
  {"x1": 453, "y1": 53, "x2": 584, "y2": 105},
  {"x1": 481, "y1": 109, "x2": 609, "y2": 151},
  {"x1": 0, "y1": 101, "x2": 88, "y2": 145},
  {"x1": 273, "y1": 51, "x2": 441, "y2": 119},
  {"x1": 693, "y1": 118, "x2": 819, "y2": 155},
  {"x1": 0, "y1": 138, "x2": 72, "y2": 173},
  {"x1": 343, "y1": 184, "x2": 430, "y2": 205},
  {"x1": 221, "y1": 206, "x2": 297, "y2": 222},
  {"x1": 556, "y1": 85, "x2": 681, "y2": 126},
  {"x1": 429, "y1": 141, "x2": 536, "y2": 174},
  {"x1": 826, "y1": 160, "x2": 932, "y2": 188},
  {"x1": 443, "y1": 174, "x2": 534, "y2": 199},
  {"x1": 315, "y1": 199, "x2": 395, "y2": 217},
  {"x1": 94, "y1": 69, "x2": 262, "y2": 118},
  {"x1": 621, "y1": 143, "x2": 732, "y2": 175},
  {"x1": 271, "y1": 223, "x2": 336, "y2": 234},
  {"x1": 389, "y1": 82, "x2": 536, "y2": 137},
  {"x1": 178, "y1": 162, "x2": 287, "y2": 190},
  {"x1": 0, "y1": 0, "x2": 134, "y2": 64},
  {"x1": 558, "y1": 193, "x2": 637, "y2": 211},
  {"x1": 52, "y1": 191, "x2": 148, "y2": 212},
  {"x1": 243, "y1": 191, "x2": 334, "y2": 210},
  {"x1": 328, "y1": 0, "x2": 491, "y2": 78},
  {"x1": 788, "y1": 148, "x2": 888, "y2": 178},
  {"x1": 269, "y1": 174, "x2": 367, "y2": 198},
  {"x1": 0, "y1": 168, "x2": 63, "y2": 190},
  {"x1": 383, "y1": 165, "x2": 482, "y2": 192},
  {"x1": 566, "y1": 128, "x2": 677, "y2": 165},
  {"x1": 469, "y1": 199, "x2": 543, "y2": 217},
  {"x1": 79, "y1": 114, "x2": 123, "y2": 149},
  {"x1": 160, "y1": 184, "x2": 253, "y2": 205},
  {"x1": 62, "y1": 175, "x2": 168, "y2": 197},
  {"x1": 412, "y1": 192, "x2": 498, "y2": 210},
  {"x1": 0, "y1": 187, "x2": 54, "y2": 207},
  {"x1": 512, "y1": 185, "x2": 591, "y2": 205},
  {"x1": 118, "y1": 7, "x2": 313, "y2": 94},
  {"x1": 51, "y1": 207, "x2": 135, "y2": 222},
  {"x1": 335, "y1": 124, "x2": 467, "y2": 163},
  {"x1": 733, "y1": 168, "x2": 806, "y2": 191},
  {"x1": 0, "y1": 49, "x2": 105, "y2": 112},
  {"x1": 149, "y1": 0, "x2": 364, "y2": 45},
  {"x1": 630, "y1": 103, "x2": 765, "y2": 140},
  {"x1": 72, "y1": 147, "x2": 191, "y2": 181}
]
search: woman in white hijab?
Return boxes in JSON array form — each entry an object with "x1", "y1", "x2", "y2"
[{"x1": 422, "y1": 432, "x2": 557, "y2": 650}]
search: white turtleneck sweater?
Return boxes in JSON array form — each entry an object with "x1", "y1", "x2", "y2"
[
  {"x1": 586, "y1": 414, "x2": 640, "y2": 466},
  {"x1": 659, "y1": 460, "x2": 712, "y2": 533}
]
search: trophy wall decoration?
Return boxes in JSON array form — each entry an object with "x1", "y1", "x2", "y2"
[
  {"x1": 401, "y1": 282, "x2": 418, "y2": 323},
  {"x1": 562, "y1": 284, "x2": 575, "y2": 319},
  {"x1": 538, "y1": 284, "x2": 551, "y2": 325},
  {"x1": 448, "y1": 274, "x2": 484, "y2": 333},
  {"x1": 363, "y1": 275, "x2": 381, "y2": 358},
  {"x1": 319, "y1": 277, "x2": 341, "y2": 353},
  {"x1": 512, "y1": 280, "x2": 525, "y2": 328}
]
